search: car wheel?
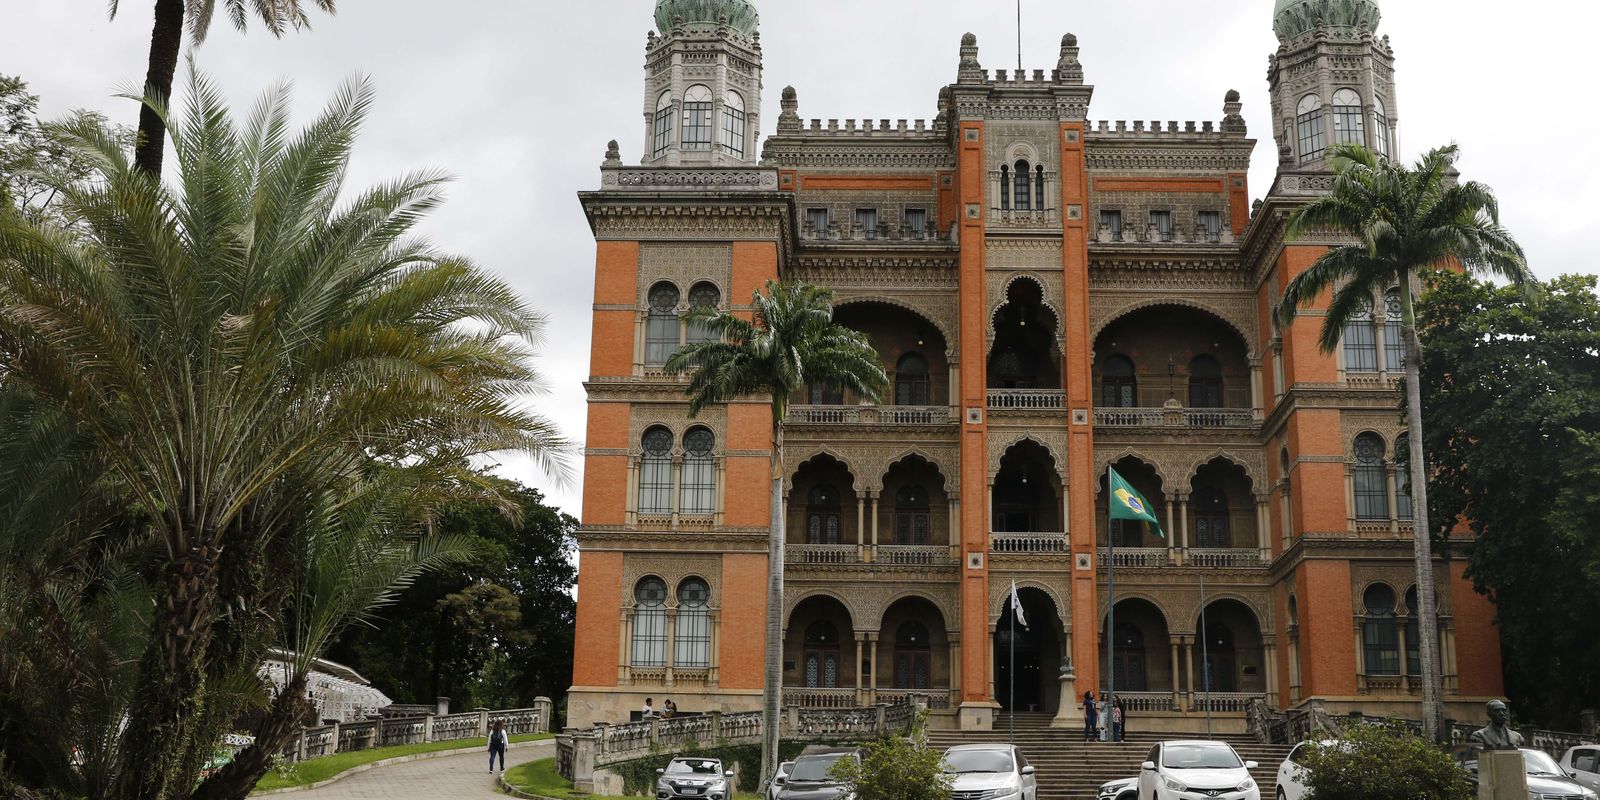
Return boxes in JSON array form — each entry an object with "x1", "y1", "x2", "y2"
[{"x1": 1276, "y1": 788, "x2": 1287, "y2": 800}]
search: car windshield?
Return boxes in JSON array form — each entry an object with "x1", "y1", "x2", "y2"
[
  {"x1": 789, "y1": 755, "x2": 844, "y2": 782},
  {"x1": 667, "y1": 759, "x2": 722, "y2": 775},
  {"x1": 945, "y1": 750, "x2": 1015, "y2": 774},
  {"x1": 1162, "y1": 744, "x2": 1243, "y2": 770},
  {"x1": 1524, "y1": 751, "x2": 1565, "y2": 776}
]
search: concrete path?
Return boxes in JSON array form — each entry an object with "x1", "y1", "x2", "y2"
[{"x1": 289, "y1": 739, "x2": 555, "y2": 800}]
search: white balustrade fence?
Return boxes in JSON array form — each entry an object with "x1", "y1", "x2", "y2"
[{"x1": 272, "y1": 700, "x2": 553, "y2": 764}]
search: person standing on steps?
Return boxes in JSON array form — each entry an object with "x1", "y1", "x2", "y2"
[
  {"x1": 488, "y1": 720, "x2": 509, "y2": 773},
  {"x1": 1112, "y1": 698, "x2": 1125, "y2": 742},
  {"x1": 1082, "y1": 691, "x2": 1099, "y2": 742}
]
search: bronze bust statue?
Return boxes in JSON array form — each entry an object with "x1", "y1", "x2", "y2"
[{"x1": 1469, "y1": 699, "x2": 1525, "y2": 750}]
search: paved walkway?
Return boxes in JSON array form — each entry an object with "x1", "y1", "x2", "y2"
[{"x1": 290, "y1": 739, "x2": 555, "y2": 800}]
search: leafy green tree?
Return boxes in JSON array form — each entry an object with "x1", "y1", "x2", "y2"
[
  {"x1": 1275, "y1": 142, "x2": 1535, "y2": 739},
  {"x1": 667, "y1": 281, "x2": 887, "y2": 784},
  {"x1": 1295, "y1": 723, "x2": 1472, "y2": 800},
  {"x1": 830, "y1": 735, "x2": 952, "y2": 800},
  {"x1": 0, "y1": 70, "x2": 567, "y2": 800},
  {"x1": 0, "y1": 74, "x2": 134, "y2": 228},
  {"x1": 1417, "y1": 271, "x2": 1600, "y2": 726}
]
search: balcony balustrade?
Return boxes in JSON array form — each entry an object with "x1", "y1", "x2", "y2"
[
  {"x1": 1094, "y1": 547, "x2": 1266, "y2": 568},
  {"x1": 1098, "y1": 546, "x2": 1171, "y2": 568},
  {"x1": 784, "y1": 544, "x2": 956, "y2": 567},
  {"x1": 989, "y1": 531, "x2": 1068, "y2": 554},
  {"x1": 986, "y1": 389, "x2": 1066, "y2": 410},
  {"x1": 1186, "y1": 548, "x2": 1268, "y2": 568},
  {"x1": 1093, "y1": 406, "x2": 1255, "y2": 429},
  {"x1": 789, "y1": 405, "x2": 954, "y2": 426},
  {"x1": 786, "y1": 544, "x2": 860, "y2": 565},
  {"x1": 876, "y1": 545, "x2": 953, "y2": 566}
]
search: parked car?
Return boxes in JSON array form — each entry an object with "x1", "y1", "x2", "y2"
[
  {"x1": 1274, "y1": 739, "x2": 1344, "y2": 800},
  {"x1": 768, "y1": 761, "x2": 795, "y2": 800},
  {"x1": 942, "y1": 743, "x2": 1037, "y2": 800},
  {"x1": 1098, "y1": 777, "x2": 1138, "y2": 800},
  {"x1": 656, "y1": 756, "x2": 734, "y2": 800},
  {"x1": 1562, "y1": 745, "x2": 1600, "y2": 792},
  {"x1": 1138, "y1": 740, "x2": 1260, "y2": 800},
  {"x1": 1460, "y1": 748, "x2": 1598, "y2": 800},
  {"x1": 775, "y1": 747, "x2": 864, "y2": 800}
]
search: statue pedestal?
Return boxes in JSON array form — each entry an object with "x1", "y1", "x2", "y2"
[
  {"x1": 1479, "y1": 750, "x2": 1529, "y2": 800},
  {"x1": 1051, "y1": 671, "x2": 1083, "y2": 728}
]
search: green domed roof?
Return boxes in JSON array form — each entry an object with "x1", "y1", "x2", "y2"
[
  {"x1": 655, "y1": 0, "x2": 759, "y2": 36},
  {"x1": 1273, "y1": 0, "x2": 1381, "y2": 41}
]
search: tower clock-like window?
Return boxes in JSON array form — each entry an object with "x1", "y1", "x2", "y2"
[
  {"x1": 682, "y1": 84, "x2": 713, "y2": 151},
  {"x1": 721, "y1": 90, "x2": 747, "y2": 158},
  {"x1": 1332, "y1": 89, "x2": 1365, "y2": 146},
  {"x1": 1373, "y1": 96, "x2": 1392, "y2": 159},
  {"x1": 1296, "y1": 94, "x2": 1326, "y2": 163},
  {"x1": 652, "y1": 91, "x2": 675, "y2": 158}
]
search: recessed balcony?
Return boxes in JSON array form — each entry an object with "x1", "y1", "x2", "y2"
[
  {"x1": 1093, "y1": 405, "x2": 1256, "y2": 429},
  {"x1": 789, "y1": 404, "x2": 954, "y2": 426}
]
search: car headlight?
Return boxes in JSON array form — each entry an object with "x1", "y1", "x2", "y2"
[
  {"x1": 1164, "y1": 778, "x2": 1187, "y2": 792},
  {"x1": 1237, "y1": 778, "x2": 1255, "y2": 792},
  {"x1": 1583, "y1": 791, "x2": 1598, "y2": 800}
]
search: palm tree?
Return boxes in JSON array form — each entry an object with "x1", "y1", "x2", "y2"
[
  {"x1": 666, "y1": 282, "x2": 886, "y2": 785},
  {"x1": 0, "y1": 69, "x2": 568, "y2": 798},
  {"x1": 1276, "y1": 142, "x2": 1534, "y2": 741},
  {"x1": 109, "y1": 0, "x2": 336, "y2": 174}
]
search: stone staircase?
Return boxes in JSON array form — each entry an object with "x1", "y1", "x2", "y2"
[{"x1": 926, "y1": 713, "x2": 1294, "y2": 800}]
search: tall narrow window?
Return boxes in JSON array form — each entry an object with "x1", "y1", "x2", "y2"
[
  {"x1": 803, "y1": 621, "x2": 840, "y2": 688},
  {"x1": 1102, "y1": 354, "x2": 1137, "y2": 408},
  {"x1": 893, "y1": 622, "x2": 931, "y2": 690},
  {"x1": 1382, "y1": 289, "x2": 1405, "y2": 372},
  {"x1": 645, "y1": 283, "x2": 682, "y2": 367},
  {"x1": 1000, "y1": 165, "x2": 1012, "y2": 211},
  {"x1": 1403, "y1": 586, "x2": 1422, "y2": 676},
  {"x1": 638, "y1": 427, "x2": 675, "y2": 515},
  {"x1": 895, "y1": 353, "x2": 930, "y2": 406},
  {"x1": 1193, "y1": 487, "x2": 1231, "y2": 548},
  {"x1": 806, "y1": 208, "x2": 830, "y2": 238},
  {"x1": 1203, "y1": 623, "x2": 1238, "y2": 692},
  {"x1": 1150, "y1": 210, "x2": 1174, "y2": 242},
  {"x1": 674, "y1": 578, "x2": 712, "y2": 668},
  {"x1": 855, "y1": 208, "x2": 879, "y2": 239},
  {"x1": 1112, "y1": 623, "x2": 1148, "y2": 691},
  {"x1": 1035, "y1": 164, "x2": 1046, "y2": 210},
  {"x1": 679, "y1": 427, "x2": 716, "y2": 515},
  {"x1": 1353, "y1": 432, "x2": 1389, "y2": 520},
  {"x1": 1394, "y1": 433, "x2": 1414, "y2": 521},
  {"x1": 1343, "y1": 297, "x2": 1378, "y2": 373},
  {"x1": 631, "y1": 577, "x2": 668, "y2": 667},
  {"x1": 904, "y1": 208, "x2": 928, "y2": 238},
  {"x1": 1013, "y1": 160, "x2": 1033, "y2": 211},
  {"x1": 808, "y1": 383, "x2": 843, "y2": 405},
  {"x1": 1198, "y1": 210, "x2": 1223, "y2": 242},
  {"x1": 1297, "y1": 95, "x2": 1326, "y2": 163},
  {"x1": 893, "y1": 484, "x2": 931, "y2": 546},
  {"x1": 720, "y1": 90, "x2": 747, "y2": 158},
  {"x1": 1373, "y1": 96, "x2": 1392, "y2": 159},
  {"x1": 681, "y1": 85, "x2": 713, "y2": 150},
  {"x1": 652, "y1": 92, "x2": 675, "y2": 158},
  {"x1": 686, "y1": 282, "x2": 721, "y2": 347},
  {"x1": 1100, "y1": 209, "x2": 1123, "y2": 241},
  {"x1": 1188, "y1": 355, "x2": 1224, "y2": 408},
  {"x1": 806, "y1": 483, "x2": 842, "y2": 544},
  {"x1": 1362, "y1": 584, "x2": 1400, "y2": 676},
  {"x1": 1332, "y1": 89, "x2": 1365, "y2": 146}
]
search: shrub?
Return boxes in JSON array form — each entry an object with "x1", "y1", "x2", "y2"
[
  {"x1": 829, "y1": 735, "x2": 951, "y2": 800},
  {"x1": 1296, "y1": 723, "x2": 1473, "y2": 800}
]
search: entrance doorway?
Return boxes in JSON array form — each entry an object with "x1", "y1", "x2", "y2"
[{"x1": 992, "y1": 586, "x2": 1062, "y2": 713}]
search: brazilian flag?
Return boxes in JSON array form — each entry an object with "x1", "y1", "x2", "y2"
[{"x1": 1108, "y1": 466, "x2": 1165, "y2": 538}]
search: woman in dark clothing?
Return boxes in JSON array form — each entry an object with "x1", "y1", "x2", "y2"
[
  {"x1": 1082, "y1": 691, "x2": 1099, "y2": 741},
  {"x1": 488, "y1": 720, "x2": 509, "y2": 772}
]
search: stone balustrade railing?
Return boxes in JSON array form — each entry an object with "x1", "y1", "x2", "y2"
[
  {"x1": 1114, "y1": 691, "x2": 1177, "y2": 713},
  {"x1": 877, "y1": 545, "x2": 954, "y2": 566},
  {"x1": 1094, "y1": 407, "x2": 1256, "y2": 429},
  {"x1": 987, "y1": 390, "x2": 1066, "y2": 410},
  {"x1": 1099, "y1": 547, "x2": 1171, "y2": 568},
  {"x1": 1187, "y1": 548, "x2": 1269, "y2": 568},
  {"x1": 272, "y1": 700, "x2": 552, "y2": 764},
  {"x1": 789, "y1": 405, "x2": 954, "y2": 426},
  {"x1": 787, "y1": 544, "x2": 860, "y2": 565},
  {"x1": 990, "y1": 532, "x2": 1069, "y2": 554},
  {"x1": 1246, "y1": 698, "x2": 1596, "y2": 759},
  {"x1": 1191, "y1": 692, "x2": 1263, "y2": 713},
  {"x1": 784, "y1": 544, "x2": 957, "y2": 567}
]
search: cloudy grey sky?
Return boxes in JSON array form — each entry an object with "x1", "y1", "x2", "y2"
[{"x1": 4, "y1": 0, "x2": 1595, "y2": 517}]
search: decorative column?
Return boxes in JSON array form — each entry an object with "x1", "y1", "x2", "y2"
[
  {"x1": 1183, "y1": 635, "x2": 1197, "y2": 711},
  {"x1": 664, "y1": 606, "x2": 678, "y2": 686},
  {"x1": 1165, "y1": 494, "x2": 1178, "y2": 565},
  {"x1": 866, "y1": 632, "x2": 880, "y2": 705},
  {"x1": 625, "y1": 459, "x2": 639, "y2": 526},
  {"x1": 1255, "y1": 496, "x2": 1271, "y2": 562},
  {"x1": 870, "y1": 492, "x2": 881, "y2": 549},
  {"x1": 1249, "y1": 361, "x2": 1264, "y2": 421},
  {"x1": 670, "y1": 454, "x2": 684, "y2": 529},
  {"x1": 708, "y1": 609, "x2": 722, "y2": 687},
  {"x1": 1169, "y1": 636, "x2": 1183, "y2": 711},
  {"x1": 1386, "y1": 466, "x2": 1401, "y2": 534},
  {"x1": 1262, "y1": 637, "x2": 1279, "y2": 707},
  {"x1": 949, "y1": 633, "x2": 963, "y2": 710},
  {"x1": 1397, "y1": 621, "x2": 1410, "y2": 693},
  {"x1": 1178, "y1": 495, "x2": 1191, "y2": 563},
  {"x1": 854, "y1": 631, "x2": 868, "y2": 706},
  {"x1": 618, "y1": 608, "x2": 634, "y2": 684},
  {"x1": 857, "y1": 494, "x2": 866, "y2": 550}
]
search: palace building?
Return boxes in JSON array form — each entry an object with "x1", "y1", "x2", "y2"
[{"x1": 569, "y1": 0, "x2": 1504, "y2": 731}]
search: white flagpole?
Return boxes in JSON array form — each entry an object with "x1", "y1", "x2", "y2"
[{"x1": 1105, "y1": 466, "x2": 1115, "y2": 743}]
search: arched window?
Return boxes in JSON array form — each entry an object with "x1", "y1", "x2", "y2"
[
  {"x1": 652, "y1": 91, "x2": 675, "y2": 158},
  {"x1": 631, "y1": 577, "x2": 668, "y2": 666},
  {"x1": 806, "y1": 483, "x2": 842, "y2": 544},
  {"x1": 1188, "y1": 355, "x2": 1224, "y2": 408},
  {"x1": 808, "y1": 382, "x2": 843, "y2": 405},
  {"x1": 1382, "y1": 289, "x2": 1405, "y2": 372},
  {"x1": 1373, "y1": 96, "x2": 1391, "y2": 158},
  {"x1": 893, "y1": 483, "x2": 931, "y2": 545},
  {"x1": 674, "y1": 578, "x2": 712, "y2": 668},
  {"x1": 991, "y1": 346, "x2": 1040, "y2": 390},
  {"x1": 1287, "y1": 594, "x2": 1299, "y2": 628},
  {"x1": 1362, "y1": 584, "x2": 1400, "y2": 676},
  {"x1": 645, "y1": 282, "x2": 681, "y2": 366},
  {"x1": 1394, "y1": 432, "x2": 1414, "y2": 521},
  {"x1": 1112, "y1": 622, "x2": 1147, "y2": 691},
  {"x1": 720, "y1": 90, "x2": 747, "y2": 158},
  {"x1": 893, "y1": 621, "x2": 931, "y2": 689},
  {"x1": 1102, "y1": 354, "x2": 1137, "y2": 408},
  {"x1": 682, "y1": 85, "x2": 713, "y2": 150},
  {"x1": 1343, "y1": 295, "x2": 1378, "y2": 373},
  {"x1": 1403, "y1": 586, "x2": 1421, "y2": 676},
  {"x1": 1193, "y1": 487, "x2": 1230, "y2": 548},
  {"x1": 895, "y1": 353, "x2": 931, "y2": 406},
  {"x1": 1280, "y1": 447, "x2": 1294, "y2": 539},
  {"x1": 1013, "y1": 160, "x2": 1033, "y2": 211},
  {"x1": 1332, "y1": 88, "x2": 1365, "y2": 146},
  {"x1": 638, "y1": 427, "x2": 675, "y2": 515},
  {"x1": 999, "y1": 164, "x2": 1012, "y2": 211},
  {"x1": 1353, "y1": 433, "x2": 1389, "y2": 520},
  {"x1": 1035, "y1": 164, "x2": 1046, "y2": 210},
  {"x1": 686, "y1": 282, "x2": 721, "y2": 346},
  {"x1": 803, "y1": 620, "x2": 840, "y2": 688},
  {"x1": 679, "y1": 428, "x2": 716, "y2": 515},
  {"x1": 1203, "y1": 622, "x2": 1237, "y2": 692},
  {"x1": 1296, "y1": 95, "x2": 1326, "y2": 163}
]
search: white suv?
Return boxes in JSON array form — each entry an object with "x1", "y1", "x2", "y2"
[
  {"x1": 943, "y1": 743, "x2": 1037, "y2": 800},
  {"x1": 1138, "y1": 741, "x2": 1259, "y2": 800}
]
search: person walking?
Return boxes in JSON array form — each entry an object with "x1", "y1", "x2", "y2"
[
  {"x1": 1082, "y1": 691, "x2": 1098, "y2": 742},
  {"x1": 488, "y1": 720, "x2": 509, "y2": 773}
]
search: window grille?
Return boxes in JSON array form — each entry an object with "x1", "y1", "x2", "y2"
[
  {"x1": 806, "y1": 208, "x2": 830, "y2": 237},
  {"x1": 1343, "y1": 297, "x2": 1378, "y2": 373},
  {"x1": 1100, "y1": 210, "x2": 1123, "y2": 241},
  {"x1": 904, "y1": 208, "x2": 928, "y2": 237},
  {"x1": 638, "y1": 427, "x2": 674, "y2": 515},
  {"x1": 631, "y1": 577, "x2": 668, "y2": 667},
  {"x1": 682, "y1": 85, "x2": 713, "y2": 150},
  {"x1": 1102, "y1": 354, "x2": 1137, "y2": 408},
  {"x1": 1383, "y1": 290, "x2": 1405, "y2": 372},
  {"x1": 645, "y1": 283, "x2": 681, "y2": 366},
  {"x1": 895, "y1": 353, "x2": 930, "y2": 406},
  {"x1": 674, "y1": 578, "x2": 711, "y2": 667},
  {"x1": 1198, "y1": 210, "x2": 1222, "y2": 242},
  {"x1": 855, "y1": 208, "x2": 878, "y2": 239},
  {"x1": 1013, "y1": 160, "x2": 1032, "y2": 210},
  {"x1": 1362, "y1": 584, "x2": 1400, "y2": 676},
  {"x1": 652, "y1": 92, "x2": 675, "y2": 157},
  {"x1": 1297, "y1": 95, "x2": 1326, "y2": 162},
  {"x1": 720, "y1": 91, "x2": 746, "y2": 158},
  {"x1": 1332, "y1": 89, "x2": 1365, "y2": 146},
  {"x1": 1150, "y1": 210, "x2": 1173, "y2": 242},
  {"x1": 686, "y1": 283, "x2": 721, "y2": 346},
  {"x1": 679, "y1": 428, "x2": 716, "y2": 514},
  {"x1": 1353, "y1": 433, "x2": 1389, "y2": 520}
]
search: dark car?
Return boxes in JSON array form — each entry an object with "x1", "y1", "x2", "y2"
[
  {"x1": 656, "y1": 757, "x2": 735, "y2": 800},
  {"x1": 774, "y1": 747, "x2": 864, "y2": 800}
]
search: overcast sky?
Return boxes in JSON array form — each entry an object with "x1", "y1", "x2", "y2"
[{"x1": 4, "y1": 0, "x2": 1595, "y2": 518}]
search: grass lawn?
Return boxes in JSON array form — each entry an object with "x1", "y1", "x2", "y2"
[
  {"x1": 503, "y1": 758, "x2": 761, "y2": 800},
  {"x1": 252, "y1": 733, "x2": 552, "y2": 792}
]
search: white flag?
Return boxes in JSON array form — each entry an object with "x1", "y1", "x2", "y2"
[{"x1": 1009, "y1": 580, "x2": 1028, "y2": 629}]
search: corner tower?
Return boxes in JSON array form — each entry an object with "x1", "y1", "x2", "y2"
[
  {"x1": 1268, "y1": 0, "x2": 1397, "y2": 175},
  {"x1": 643, "y1": 0, "x2": 764, "y2": 167}
]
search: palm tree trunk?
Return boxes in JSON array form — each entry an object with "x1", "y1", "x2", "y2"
[
  {"x1": 1399, "y1": 283, "x2": 1444, "y2": 741},
  {"x1": 135, "y1": 0, "x2": 186, "y2": 175},
  {"x1": 760, "y1": 421, "x2": 785, "y2": 791},
  {"x1": 189, "y1": 674, "x2": 310, "y2": 800}
]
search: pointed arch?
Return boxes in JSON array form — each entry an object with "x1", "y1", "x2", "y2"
[
  {"x1": 1093, "y1": 447, "x2": 1170, "y2": 490},
  {"x1": 1092, "y1": 297, "x2": 1256, "y2": 355}
]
